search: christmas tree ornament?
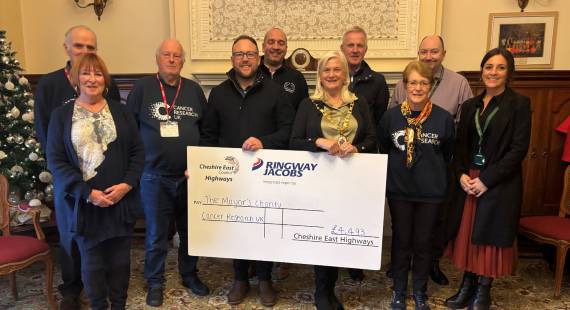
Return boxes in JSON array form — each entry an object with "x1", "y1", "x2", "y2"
[
  {"x1": 39, "y1": 171, "x2": 52, "y2": 183},
  {"x1": 10, "y1": 106, "x2": 20, "y2": 118},
  {"x1": 29, "y1": 198, "x2": 42, "y2": 207},
  {"x1": 8, "y1": 190, "x2": 21, "y2": 205},
  {"x1": 14, "y1": 135, "x2": 24, "y2": 144},
  {"x1": 0, "y1": 150, "x2": 6, "y2": 160},
  {"x1": 6, "y1": 135, "x2": 15, "y2": 143},
  {"x1": 24, "y1": 190, "x2": 36, "y2": 200},
  {"x1": 10, "y1": 165, "x2": 24, "y2": 175},
  {"x1": 2, "y1": 55, "x2": 8, "y2": 63},
  {"x1": 22, "y1": 111, "x2": 34, "y2": 122},
  {"x1": 44, "y1": 184, "x2": 54, "y2": 194},
  {"x1": 24, "y1": 138, "x2": 37, "y2": 148},
  {"x1": 4, "y1": 80, "x2": 14, "y2": 90},
  {"x1": 18, "y1": 76, "x2": 29, "y2": 85},
  {"x1": 29, "y1": 152, "x2": 39, "y2": 161},
  {"x1": 36, "y1": 192, "x2": 45, "y2": 200},
  {"x1": 27, "y1": 99, "x2": 34, "y2": 107}
]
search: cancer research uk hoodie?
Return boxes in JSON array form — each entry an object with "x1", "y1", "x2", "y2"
[{"x1": 378, "y1": 104, "x2": 455, "y2": 203}]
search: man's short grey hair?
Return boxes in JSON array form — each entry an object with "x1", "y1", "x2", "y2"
[
  {"x1": 155, "y1": 39, "x2": 186, "y2": 61},
  {"x1": 342, "y1": 25, "x2": 368, "y2": 46},
  {"x1": 64, "y1": 25, "x2": 97, "y2": 45}
]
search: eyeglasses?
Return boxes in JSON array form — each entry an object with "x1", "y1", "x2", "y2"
[
  {"x1": 406, "y1": 80, "x2": 431, "y2": 89},
  {"x1": 232, "y1": 51, "x2": 258, "y2": 59}
]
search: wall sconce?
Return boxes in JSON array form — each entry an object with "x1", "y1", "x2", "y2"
[
  {"x1": 518, "y1": 0, "x2": 529, "y2": 12},
  {"x1": 74, "y1": 0, "x2": 107, "y2": 21}
]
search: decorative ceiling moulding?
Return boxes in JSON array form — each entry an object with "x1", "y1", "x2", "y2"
[{"x1": 188, "y1": 0, "x2": 420, "y2": 60}]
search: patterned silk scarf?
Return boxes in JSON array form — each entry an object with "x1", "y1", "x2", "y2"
[{"x1": 400, "y1": 100, "x2": 433, "y2": 168}]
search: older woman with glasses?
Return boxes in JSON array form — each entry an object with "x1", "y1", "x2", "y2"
[{"x1": 378, "y1": 60, "x2": 455, "y2": 310}]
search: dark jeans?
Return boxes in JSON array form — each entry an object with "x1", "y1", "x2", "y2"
[
  {"x1": 389, "y1": 199, "x2": 439, "y2": 293},
  {"x1": 76, "y1": 236, "x2": 131, "y2": 310},
  {"x1": 58, "y1": 240, "x2": 83, "y2": 297},
  {"x1": 141, "y1": 173, "x2": 198, "y2": 288},
  {"x1": 234, "y1": 260, "x2": 272, "y2": 281}
]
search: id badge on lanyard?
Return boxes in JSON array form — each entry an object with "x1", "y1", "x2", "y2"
[
  {"x1": 157, "y1": 73, "x2": 182, "y2": 138},
  {"x1": 473, "y1": 106, "x2": 499, "y2": 166}
]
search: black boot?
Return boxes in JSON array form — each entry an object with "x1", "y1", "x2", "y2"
[
  {"x1": 328, "y1": 290, "x2": 344, "y2": 310},
  {"x1": 390, "y1": 291, "x2": 407, "y2": 310},
  {"x1": 469, "y1": 282, "x2": 491, "y2": 310},
  {"x1": 430, "y1": 260, "x2": 449, "y2": 285},
  {"x1": 444, "y1": 272, "x2": 478, "y2": 309},
  {"x1": 413, "y1": 291, "x2": 431, "y2": 310}
]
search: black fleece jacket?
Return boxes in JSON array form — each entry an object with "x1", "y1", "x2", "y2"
[{"x1": 200, "y1": 70, "x2": 295, "y2": 149}]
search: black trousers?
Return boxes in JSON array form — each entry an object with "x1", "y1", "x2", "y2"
[
  {"x1": 234, "y1": 260, "x2": 272, "y2": 281},
  {"x1": 389, "y1": 199, "x2": 439, "y2": 293},
  {"x1": 431, "y1": 204, "x2": 448, "y2": 262},
  {"x1": 314, "y1": 265, "x2": 338, "y2": 294},
  {"x1": 76, "y1": 236, "x2": 132, "y2": 310},
  {"x1": 58, "y1": 239, "x2": 83, "y2": 297}
]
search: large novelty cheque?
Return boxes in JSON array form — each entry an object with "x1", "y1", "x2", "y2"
[{"x1": 187, "y1": 146, "x2": 387, "y2": 269}]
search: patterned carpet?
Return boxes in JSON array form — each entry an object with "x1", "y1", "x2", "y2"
[{"x1": 1, "y1": 239, "x2": 569, "y2": 310}]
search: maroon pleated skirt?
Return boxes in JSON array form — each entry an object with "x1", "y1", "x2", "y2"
[{"x1": 446, "y1": 169, "x2": 514, "y2": 278}]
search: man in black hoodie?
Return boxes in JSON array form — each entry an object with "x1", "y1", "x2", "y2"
[{"x1": 200, "y1": 35, "x2": 294, "y2": 307}]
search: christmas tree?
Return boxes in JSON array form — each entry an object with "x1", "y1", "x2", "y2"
[{"x1": 0, "y1": 30, "x2": 53, "y2": 204}]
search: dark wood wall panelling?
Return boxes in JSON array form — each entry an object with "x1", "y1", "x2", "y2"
[{"x1": 26, "y1": 71, "x2": 570, "y2": 216}]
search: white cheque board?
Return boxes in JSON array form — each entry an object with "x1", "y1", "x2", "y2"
[{"x1": 187, "y1": 146, "x2": 387, "y2": 270}]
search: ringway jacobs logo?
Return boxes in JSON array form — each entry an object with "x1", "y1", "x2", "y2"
[{"x1": 251, "y1": 157, "x2": 318, "y2": 177}]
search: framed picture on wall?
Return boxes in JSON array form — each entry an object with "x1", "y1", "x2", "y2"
[{"x1": 487, "y1": 11, "x2": 558, "y2": 69}]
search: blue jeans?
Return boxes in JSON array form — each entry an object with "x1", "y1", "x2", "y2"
[{"x1": 141, "y1": 173, "x2": 198, "y2": 288}]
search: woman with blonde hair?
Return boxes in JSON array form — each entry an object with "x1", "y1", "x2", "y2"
[{"x1": 290, "y1": 51, "x2": 376, "y2": 310}]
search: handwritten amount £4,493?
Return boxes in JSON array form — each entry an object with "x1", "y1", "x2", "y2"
[{"x1": 331, "y1": 225, "x2": 366, "y2": 237}]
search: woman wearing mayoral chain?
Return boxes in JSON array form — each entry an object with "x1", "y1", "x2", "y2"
[{"x1": 290, "y1": 50, "x2": 376, "y2": 310}]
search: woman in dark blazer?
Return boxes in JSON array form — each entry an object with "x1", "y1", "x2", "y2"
[
  {"x1": 290, "y1": 50, "x2": 376, "y2": 310},
  {"x1": 445, "y1": 48, "x2": 531, "y2": 310},
  {"x1": 47, "y1": 54, "x2": 144, "y2": 310}
]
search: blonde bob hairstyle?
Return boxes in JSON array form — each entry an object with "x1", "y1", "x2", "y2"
[
  {"x1": 69, "y1": 53, "x2": 111, "y2": 94},
  {"x1": 310, "y1": 51, "x2": 357, "y2": 104}
]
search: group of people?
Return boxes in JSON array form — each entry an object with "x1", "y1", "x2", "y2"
[{"x1": 33, "y1": 24, "x2": 531, "y2": 310}]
